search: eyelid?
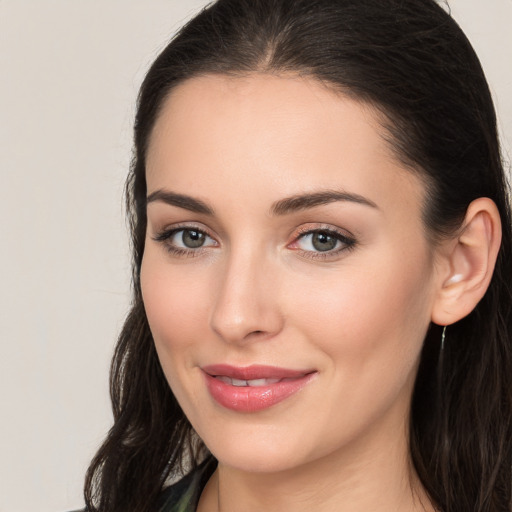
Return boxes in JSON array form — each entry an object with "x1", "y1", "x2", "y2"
[
  {"x1": 292, "y1": 223, "x2": 355, "y2": 238},
  {"x1": 153, "y1": 221, "x2": 216, "y2": 239}
]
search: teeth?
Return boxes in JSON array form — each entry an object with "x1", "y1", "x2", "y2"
[
  {"x1": 215, "y1": 376, "x2": 281, "y2": 387},
  {"x1": 247, "y1": 378, "x2": 280, "y2": 386}
]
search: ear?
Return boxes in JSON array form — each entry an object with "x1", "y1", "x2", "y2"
[{"x1": 431, "y1": 197, "x2": 502, "y2": 326}]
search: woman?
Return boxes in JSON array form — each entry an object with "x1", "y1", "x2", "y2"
[{"x1": 83, "y1": 0, "x2": 512, "y2": 511}]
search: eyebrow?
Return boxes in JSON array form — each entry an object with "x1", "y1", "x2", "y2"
[
  {"x1": 270, "y1": 190, "x2": 378, "y2": 215},
  {"x1": 146, "y1": 189, "x2": 214, "y2": 215},
  {"x1": 146, "y1": 188, "x2": 378, "y2": 216}
]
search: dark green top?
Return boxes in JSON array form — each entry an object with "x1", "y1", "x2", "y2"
[
  {"x1": 67, "y1": 458, "x2": 216, "y2": 512},
  {"x1": 158, "y1": 458, "x2": 217, "y2": 512}
]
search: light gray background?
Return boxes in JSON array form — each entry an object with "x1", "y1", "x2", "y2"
[{"x1": 0, "y1": 1, "x2": 510, "y2": 511}]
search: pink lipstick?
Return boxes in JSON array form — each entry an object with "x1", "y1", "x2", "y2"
[{"x1": 202, "y1": 364, "x2": 316, "y2": 412}]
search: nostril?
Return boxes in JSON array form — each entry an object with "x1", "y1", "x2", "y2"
[{"x1": 247, "y1": 330, "x2": 267, "y2": 338}]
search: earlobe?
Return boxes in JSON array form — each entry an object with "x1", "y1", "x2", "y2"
[{"x1": 431, "y1": 197, "x2": 502, "y2": 326}]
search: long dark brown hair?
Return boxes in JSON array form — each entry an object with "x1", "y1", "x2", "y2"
[{"x1": 84, "y1": 1, "x2": 512, "y2": 511}]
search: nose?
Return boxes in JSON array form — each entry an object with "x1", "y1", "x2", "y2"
[{"x1": 209, "y1": 248, "x2": 284, "y2": 344}]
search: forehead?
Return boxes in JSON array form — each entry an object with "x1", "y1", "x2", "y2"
[
  {"x1": 146, "y1": 73, "x2": 425, "y2": 219},
  {"x1": 148, "y1": 73, "x2": 388, "y2": 164}
]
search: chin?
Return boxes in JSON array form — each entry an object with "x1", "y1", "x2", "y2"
[
  {"x1": 196, "y1": 420, "x2": 318, "y2": 474},
  {"x1": 213, "y1": 446, "x2": 305, "y2": 474}
]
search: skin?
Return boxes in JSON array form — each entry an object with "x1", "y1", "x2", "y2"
[{"x1": 141, "y1": 74, "x2": 444, "y2": 512}]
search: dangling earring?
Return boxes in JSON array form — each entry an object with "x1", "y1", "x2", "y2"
[{"x1": 441, "y1": 325, "x2": 447, "y2": 351}]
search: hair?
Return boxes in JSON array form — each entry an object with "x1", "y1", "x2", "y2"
[{"x1": 84, "y1": 1, "x2": 512, "y2": 511}]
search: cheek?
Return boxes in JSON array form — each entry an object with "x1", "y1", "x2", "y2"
[
  {"x1": 140, "y1": 250, "x2": 216, "y2": 417},
  {"x1": 282, "y1": 256, "x2": 434, "y2": 447},
  {"x1": 140, "y1": 251, "x2": 211, "y2": 358},
  {"x1": 287, "y1": 253, "x2": 434, "y2": 378}
]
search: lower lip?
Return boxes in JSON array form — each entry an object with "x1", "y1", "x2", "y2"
[{"x1": 203, "y1": 372, "x2": 315, "y2": 412}]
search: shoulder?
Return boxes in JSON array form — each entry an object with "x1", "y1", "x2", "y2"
[
  {"x1": 158, "y1": 457, "x2": 217, "y2": 512},
  {"x1": 62, "y1": 459, "x2": 216, "y2": 512}
]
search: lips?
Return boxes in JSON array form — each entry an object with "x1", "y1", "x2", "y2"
[{"x1": 202, "y1": 364, "x2": 316, "y2": 412}]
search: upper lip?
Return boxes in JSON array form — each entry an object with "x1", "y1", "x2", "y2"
[{"x1": 202, "y1": 364, "x2": 315, "y2": 380}]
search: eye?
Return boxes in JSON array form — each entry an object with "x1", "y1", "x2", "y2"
[
  {"x1": 153, "y1": 226, "x2": 218, "y2": 255},
  {"x1": 173, "y1": 228, "x2": 209, "y2": 249},
  {"x1": 289, "y1": 228, "x2": 356, "y2": 258},
  {"x1": 298, "y1": 231, "x2": 340, "y2": 252}
]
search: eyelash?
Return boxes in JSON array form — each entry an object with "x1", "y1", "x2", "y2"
[
  {"x1": 153, "y1": 224, "x2": 357, "y2": 260},
  {"x1": 153, "y1": 224, "x2": 217, "y2": 257}
]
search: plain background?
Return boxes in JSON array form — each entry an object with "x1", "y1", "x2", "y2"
[{"x1": 0, "y1": 1, "x2": 510, "y2": 511}]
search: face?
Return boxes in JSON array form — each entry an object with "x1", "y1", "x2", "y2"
[{"x1": 141, "y1": 74, "x2": 441, "y2": 474}]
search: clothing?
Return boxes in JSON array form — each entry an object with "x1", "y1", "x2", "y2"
[{"x1": 158, "y1": 457, "x2": 217, "y2": 512}]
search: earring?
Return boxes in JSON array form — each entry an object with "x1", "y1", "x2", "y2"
[
  {"x1": 446, "y1": 273, "x2": 463, "y2": 286},
  {"x1": 441, "y1": 325, "x2": 447, "y2": 351}
]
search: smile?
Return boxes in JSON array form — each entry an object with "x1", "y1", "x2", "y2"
[{"x1": 202, "y1": 364, "x2": 317, "y2": 412}]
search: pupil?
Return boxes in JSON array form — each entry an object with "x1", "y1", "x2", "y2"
[
  {"x1": 182, "y1": 230, "x2": 205, "y2": 248},
  {"x1": 312, "y1": 232, "x2": 337, "y2": 252}
]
